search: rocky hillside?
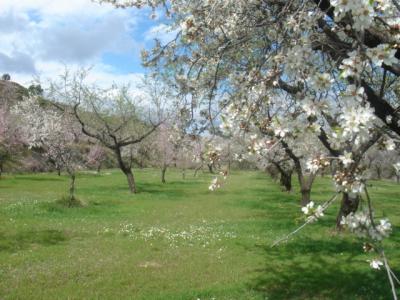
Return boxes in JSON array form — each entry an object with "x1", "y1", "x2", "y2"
[{"x1": 0, "y1": 80, "x2": 28, "y2": 106}]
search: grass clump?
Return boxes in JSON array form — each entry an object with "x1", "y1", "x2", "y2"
[{"x1": 55, "y1": 195, "x2": 85, "y2": 208}]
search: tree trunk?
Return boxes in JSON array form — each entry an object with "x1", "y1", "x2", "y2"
[
  {"x1": 227, "y1": 143, "x2": 231, "y2": 171},
  {"x1": 207, "y1": 163, "x2": 214, "y2": 174},
  {"x1": 97, "y1": 162, "x2": 102, "y2": 174},
  {"x1": 280, "y1": 171, "x2": 292, "y2": 192},
  {"x1": 0, "y1": 163, "x2": 3, "y2": 179},
  {"x1": 69, "y1": 173, "x2": 76, "y2": 206},
  {"x1": 300, "y1": 189, "x2": 311, "y2": 206},
  {"x1": 125, "y1": 169, "x2": 137, "y2": 193},
  {"x1": 194, "y1": 165, "x2": 202, "y2": 177},
  {"x1": 336, "y1": 193, "x2": 360, "y2": 229},
  {"x1": 273, "y1": 162, "x2": 292, "y2": 192},
  {"x1": 161, "y1": 165, "x2": 167, "y2": 184},
  {"x1": 280, "y1": 140, "x2": 315, "y2": 207},
  {"x1": 115, "y1": 147, "x2": 137, "y2": 193},
  {"x1": 182, "y1": 168, "x2": 186, "y2": 179},
  {"x1": 397, "y1": 174, "x2": 400, "y2": 184},
  {"x1": 376, "y1": 166, "x2": 382, "y2": 180},
  {"x1": 57, "y1": 168, "x2": 61, "y2": 176},
  {"x1": 298, "y1": 174, "x2": 316, "y2": 207}
]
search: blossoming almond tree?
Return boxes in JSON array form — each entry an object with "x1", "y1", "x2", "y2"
[
  {"x1": 48, "y1": 70, "x2": 161, "y2": 194},
  {"x1": 151, "y1": 123, "x2": 179, "y2": 183},
  {"x1": 102, "y1": 0, "x2": 400, "y2": 296},
  {"x1": 87, "y1": 144, "x2": 108, "y2": 173},
  {"x1": 13, "y1": 97, "x2": 83, "y2": 206},
  {"x1": 0, "y1": 105, "x2": 25, "y2": 178}
]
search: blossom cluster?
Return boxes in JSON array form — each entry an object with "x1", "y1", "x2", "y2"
[
  {"x1": 334, "y1": 171, "x2": 365, "y2": 195},
  {"x1": 208, "y1": 171, "x2": 228, "y2": 191},
  {"x1": 301, "y1": 201, "x2": 324, "y2": 223},
  {"x1": 306, "y1": 156, "x2": 330, "y2": 174},
  {"x1": 340, "y1": 211, "x2": 392, "y2": 241},
  {"x1": 331, "y1": 0, "x2": 375, "y2": 30}
]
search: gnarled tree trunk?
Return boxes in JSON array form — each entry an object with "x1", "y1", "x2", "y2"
[{"x1": 115, "y1": 147, "x2": 137, "y2": 193}]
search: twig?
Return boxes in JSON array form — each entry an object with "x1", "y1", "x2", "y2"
[
  {"x1": 271, "y1": 192, "x2": 339, "y2": 247},
  {"x1": 382, "y1": 250, "x2": 398, "y2": 300},
  {"x1": 390, "y1": 269, "x2": 400, "y2": 285}
]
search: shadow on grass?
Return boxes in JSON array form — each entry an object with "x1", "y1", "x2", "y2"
[
  {"x1": 14, "y1": 176, "x2": 65, "y2": 182},
  {"x1": 0, "y1": 229, "x2": 68, "y2": 252},
  {"x1": 250, "y1": 238, "x2": 398, "y2": 299},
  {"x1": 136, "y1": 182, "x2": 187, "y2": 198}
]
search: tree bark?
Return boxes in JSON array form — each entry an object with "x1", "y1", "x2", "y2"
[
  {"x1": 115, "y1": 146, "x2": 137, "y2": 193},
  {"x1": 0, "y1": 163, "x2": 3, "y2": 179},
  {"x1": 207, "y1": 163, "x2": 214, "y2": 174},
  {"x1": 298, "y1": 173, "x2": 316, "y2": 207},
  {"x1": 97, "y1": 162, "x2": 102, "y2": 174},
  {"x1": 300, "y1": 188, "x2": 311, "y2": 207},
  {"x1": 124, "y1": 169, "x2": 137, "y2": 193},
  {"x1": 279, "y1": 171, "x2": 292, "y2": 192},
  {"x1": 336, "y1": 193, "x2": 360, "y2": 228}
]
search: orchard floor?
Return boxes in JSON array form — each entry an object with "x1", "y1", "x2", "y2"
[{"x1": 0, "y1": 169, "x2": 399, "y2": 300}]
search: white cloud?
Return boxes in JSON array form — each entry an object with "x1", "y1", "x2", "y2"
[
  {"x1": 0, "y1": 0, "x2": 145, "y2": 88},
  {"x1": 144, "y1": 23, "x2": 178, "y2": 44},
  {"x1": 0, "y1": 51, "x2": 36, "y2": 73},
  {"x1": 0, "y1": 0, "x2": 116, "y2": 17}
]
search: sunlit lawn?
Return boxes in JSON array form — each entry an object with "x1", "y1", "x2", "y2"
[{"x1": 0, "y1": 169, "x2": 399, "y2": 299}]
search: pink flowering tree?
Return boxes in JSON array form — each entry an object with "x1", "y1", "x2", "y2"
[
  {"x1": 13, "y1": 97, "x2": 83, "y2": 206},
  {"x1": 0, "y1": 105, "x2": 25, "y2": 178},
  {"x1": 87, "y1": 144, "x2": 108, "y2": 173}
]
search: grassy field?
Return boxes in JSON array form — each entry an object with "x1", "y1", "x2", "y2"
[{"x1": 0, "y1": 169, "x2": 399, "y2": 299}]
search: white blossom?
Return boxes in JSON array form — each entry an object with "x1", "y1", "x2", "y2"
[{"x1": 369, "y1": 259, "x2": 384, "y2": 270}]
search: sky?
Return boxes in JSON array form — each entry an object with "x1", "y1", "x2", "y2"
[{"x1": 0, "y1": 0, "x2": 172, "y2": 87}]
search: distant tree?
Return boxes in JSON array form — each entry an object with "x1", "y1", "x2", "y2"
[
  {"x1": 151, "y1": 123, "x2": 182, "y2": 183},
  {"x1": 1, "y1": 74, "x2": 10, "y2": 81},
  {"x1": 28, "y1": 84, "x2": 44, "y2": 97},
  {"x1": 87, "y1": 144, "x2": 108, "y2": 173},
  {"x1": 48, "y1": 70, "x2": 162, "y2": 193},
  {"x1": 0, "y1": 105, "x2": 25, "y2": 177},
  {"x1": 13, "y1": 97, "x2": 84, "y2": 205}
]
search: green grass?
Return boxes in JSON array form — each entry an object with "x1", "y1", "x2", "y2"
[{"x1": 0, "y1": 169, "x2": 399, "y2": 299}]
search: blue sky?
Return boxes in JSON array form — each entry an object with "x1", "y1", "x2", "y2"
[{"x1": 0, "y1": 0, "x2": 172, "y2": 87}]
